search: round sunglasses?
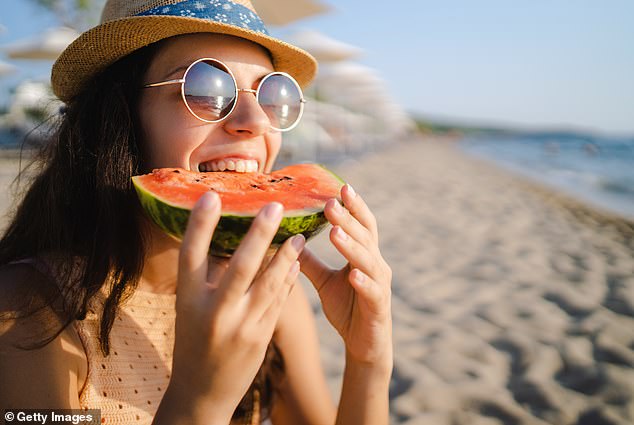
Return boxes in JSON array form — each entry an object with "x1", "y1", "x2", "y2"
[{"x1": 143, "y1": 58, "x2": 306, "y2": 132}]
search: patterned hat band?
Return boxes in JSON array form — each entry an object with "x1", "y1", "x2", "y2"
[
  {"x1": 135, "y1": 0, "x2": 269, "y2": 35},
  {"x1": 52, "y1": 0, "x2": 317, "y2": 102}
]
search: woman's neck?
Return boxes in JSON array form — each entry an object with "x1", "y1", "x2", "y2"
[{"x1": 138, "y1": 226, "x2": 181, "y2": 294}]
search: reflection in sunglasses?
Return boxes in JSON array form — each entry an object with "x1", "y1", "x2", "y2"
[{"x1": 144, "y1": 57, "x2": 306, "y2": 131}]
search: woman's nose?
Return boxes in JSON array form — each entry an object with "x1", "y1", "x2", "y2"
[{"x1": 222, "y1": 88, "x2": 270, "y2": 137}]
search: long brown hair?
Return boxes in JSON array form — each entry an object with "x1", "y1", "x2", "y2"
[{"x1": 0, "y1": 40, "x2": 283, "y2": 421}]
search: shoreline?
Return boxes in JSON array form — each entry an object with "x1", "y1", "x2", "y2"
[
  {"x1": 449, "y1": 141, "x2": 634, "y2": 233},
  {"x1": 335, "y1": 136, "x2": 634, "y2": 226},
  {"x1": 456, "y1": 136, "x2": 634, "y2": 223}
]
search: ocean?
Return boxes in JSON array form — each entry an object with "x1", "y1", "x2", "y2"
[{"x1": 458, "y1": 133, "x2": 634, "y2": 220}]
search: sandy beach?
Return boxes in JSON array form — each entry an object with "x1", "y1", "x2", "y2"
[
  {"x1": 1, "y1": 138, "x2": 633, "y2": 424},
  {"x1": 302, "y1": 138, "x2": 634, "y2": 425}
]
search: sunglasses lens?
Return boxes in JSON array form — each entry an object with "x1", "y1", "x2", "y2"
[
  {"x1": 183, "y1": 60, "x2": 236, "y2": 121},
  {"x1": 258, "y1": 74, "x2": 303, "y2": 131}
]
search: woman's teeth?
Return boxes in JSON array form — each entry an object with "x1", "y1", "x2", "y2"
[{"x1": 199, "y1": 159, "x2": 259, "y2": 173}]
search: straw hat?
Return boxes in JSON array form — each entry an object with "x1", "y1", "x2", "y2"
[{"x1": 51, "y1": 0, "x2": 318, "y2": 102}]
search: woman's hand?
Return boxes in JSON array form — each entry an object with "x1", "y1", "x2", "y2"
[
  {"x1": 162, "y1": 192, "x2": 305, "y2": 423},
  {"x1": 300, "y1": 185, "x2": 393, "y2": 369}
]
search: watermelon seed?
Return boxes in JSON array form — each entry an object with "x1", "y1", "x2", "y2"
[
  {"x1": 172, "y1": 170, "x2": 180, "y2": 174},
  {"x1": 269, "y1": 176, "x2": 293, "y2": 184}
]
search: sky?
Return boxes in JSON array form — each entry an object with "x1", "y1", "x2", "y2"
[{"x1": 1, "y1": 0, "x2": 633, "y2": 136}]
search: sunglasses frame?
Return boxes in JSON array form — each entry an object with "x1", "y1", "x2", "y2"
[{"x1": 143, "y1": 57, "x2": 306, "y2": 132}]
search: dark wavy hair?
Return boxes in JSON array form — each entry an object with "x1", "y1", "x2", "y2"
[{"x1": 0, "y1": 41, "x2": 283, "y2": 422}]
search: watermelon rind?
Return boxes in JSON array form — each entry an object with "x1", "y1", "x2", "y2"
[{"x1": 132, "y1": 167, "x2": 339, "y2": 257}]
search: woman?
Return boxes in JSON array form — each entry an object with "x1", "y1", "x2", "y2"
[{"x1": 0, "y1": 1, "x2": 393, "y2": 424}]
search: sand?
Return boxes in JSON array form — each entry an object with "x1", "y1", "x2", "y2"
[
  {"x1": 301, "y1": 137, "x2": 634, "y2": 425},
  {"x1": 1, "y1": 139, "x2": 633, "y2": 424}
]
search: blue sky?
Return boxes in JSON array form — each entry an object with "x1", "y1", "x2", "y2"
[{"x1": 1, "y1": 0, "x2": 633, "y2": 135}]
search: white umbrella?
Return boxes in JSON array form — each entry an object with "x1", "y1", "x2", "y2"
[
  {"x1": 315, "y1": 62, "x2": 389, "y2": 111},
  {"x1": 0, "y1": 60, "x2": 17, "y2": 76},
  {"x1": 252, "y1": 0, "x2": 330, "y2": 26},
  {"x1": 287, "y1": 30, "x2": 362, "y2": 63},
  {"x1": 2, "y1": 27, "x2": 79, "y2": 61},
  {"x1": 317, "y1": 62, "x2": 383, "y2": 86}
]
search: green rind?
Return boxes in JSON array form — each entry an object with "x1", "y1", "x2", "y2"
[
  {"x1": 316, "y1": 163, "x2": 346, "y2": 186},
  {"x1": 133, "y1": 179, "x2": 331, "y2": 257}
]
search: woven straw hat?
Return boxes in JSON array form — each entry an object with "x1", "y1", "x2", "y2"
[{"x1": 51, "y1": 0, "x2": 318, "y2": 102}]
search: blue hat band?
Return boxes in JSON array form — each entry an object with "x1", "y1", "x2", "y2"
[{"x1": 136, "y1": 0, "x2": 270, "y2": 36}]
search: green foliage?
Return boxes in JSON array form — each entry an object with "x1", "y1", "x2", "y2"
[{"x1": 413, "y1": 116, "x2": 518, "y2": 137}]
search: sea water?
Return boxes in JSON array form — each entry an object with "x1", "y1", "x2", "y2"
[{"x1": 459, "y1": 134, "x2": 634, "y2": 219}]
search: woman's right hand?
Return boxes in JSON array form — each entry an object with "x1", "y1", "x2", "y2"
[{"x1": 158, "y1": 192, "x2": 304, "y2": 424}]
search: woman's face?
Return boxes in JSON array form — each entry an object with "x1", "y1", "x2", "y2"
[{"x1": 138, "y1": 33, "x2": 281, "y2": 174}]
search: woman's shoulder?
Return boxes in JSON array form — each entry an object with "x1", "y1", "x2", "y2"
[
  {"x1": 0, "y1": 261, "x2": 87, "y2": 402},
  {"x1": 0, "y1": 260, "x2": 68, "y2": 329}
]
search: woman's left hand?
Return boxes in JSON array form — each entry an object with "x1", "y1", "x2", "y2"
[{"x1": 300, "y1": 184, "x2": 392, "y2": 367}]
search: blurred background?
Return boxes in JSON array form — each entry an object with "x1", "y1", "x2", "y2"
[{"x1": 1, "y1": 1, "x2": 634, "y2": 424}]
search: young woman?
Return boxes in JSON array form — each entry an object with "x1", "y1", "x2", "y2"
[{"x1": 0, "y1": 1, "x2": 393, "y2": 424}]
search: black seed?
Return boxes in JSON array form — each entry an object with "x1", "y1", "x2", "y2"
[{"x1": 172, "y1": 170, "x2": 180, "y2": 173}]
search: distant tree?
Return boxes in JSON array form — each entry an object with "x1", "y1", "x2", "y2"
[{"x1": 27, "y1": 0, "x2": 105, "y2": 30}]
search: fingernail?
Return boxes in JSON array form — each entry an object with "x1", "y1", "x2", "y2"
[
  {"x1": 334, "y1": 226, "x2": 348, "y2": 241},
  {"x1": 346, "y1": 184, "x2": 356, "y2": 198},
  {"x1": 263, "y1": 202, "x2": 283, "y2": 220},
  {"x1": 291, "y1": 234, "x2": 305, "y2": 252},
  {"x1": 198, "y1": 192, "x2": 218, "y2": 210}
]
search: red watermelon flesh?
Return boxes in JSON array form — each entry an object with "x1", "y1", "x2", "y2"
[
  {"x1": 132, "y1": 163, "x2": 345, "y2": 256},
  {"x1": 135, "y1": 164, "x2": 342, "y2": 214}
]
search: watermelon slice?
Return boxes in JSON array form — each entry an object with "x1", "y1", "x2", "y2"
[{"x1": 132, "y1": 164, "x2": 344, "y2": 257}]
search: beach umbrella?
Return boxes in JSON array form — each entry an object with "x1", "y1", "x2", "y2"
[
  {"x1": 252, "y1": 0, "x2": 330, "y2": 26},
  {"x1": 2, "y1": 27, "x2": 79, "y2": 61},
  {"x1": 0, "y1": 60, "x2": 17, "y2": 76},
  {"x1": 287, "y1": 30, "x2": 362, "y2": 63},
  {"x1": 315, "y1": 63, "x2": 390, "y2": 112},
  {"x1": 316, "y1": 62, "x2": 383, "y2": 87}
]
